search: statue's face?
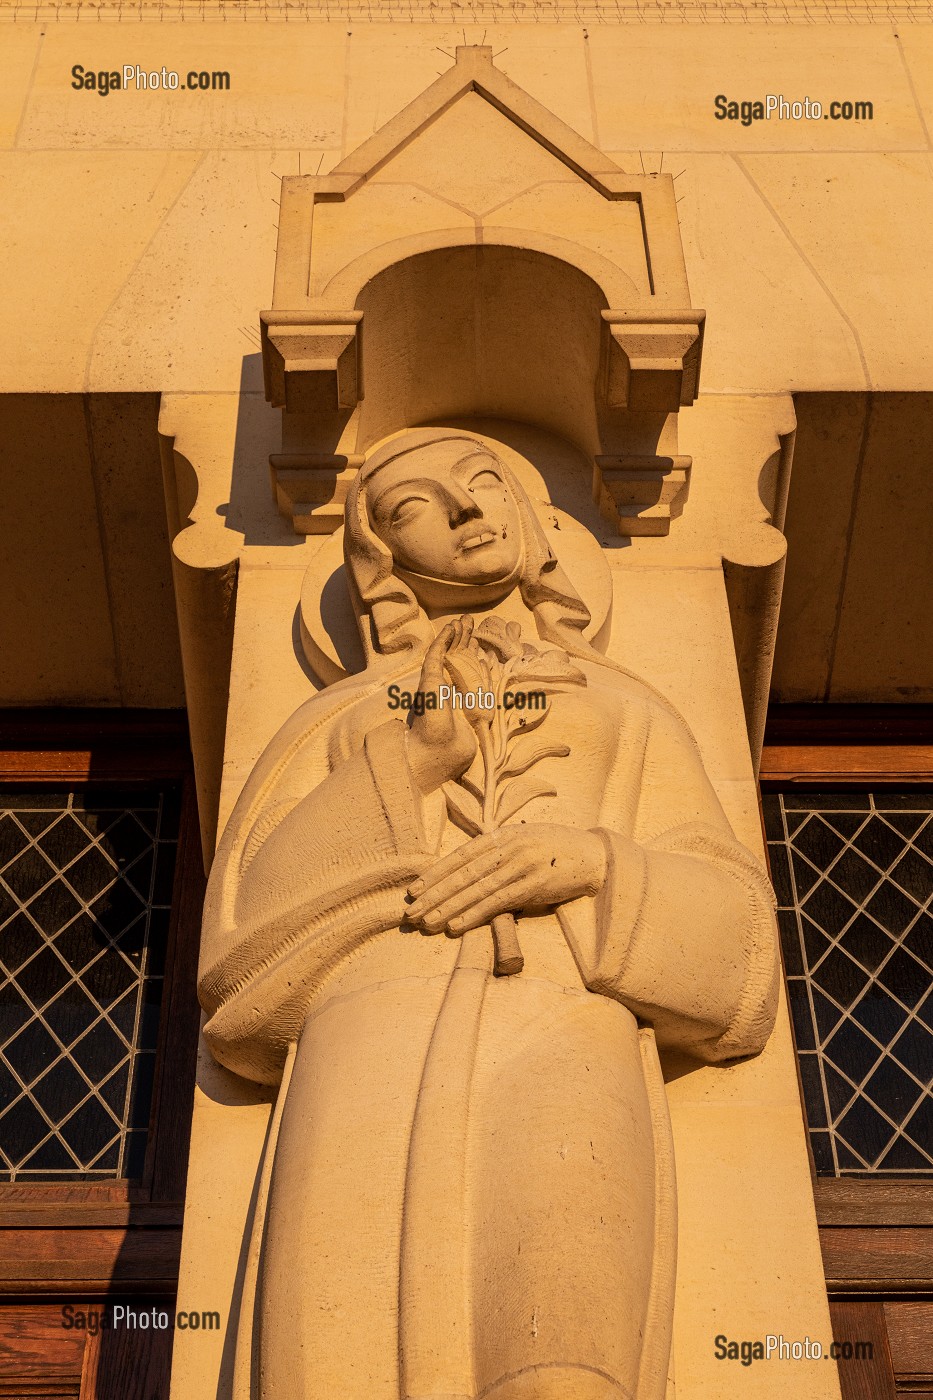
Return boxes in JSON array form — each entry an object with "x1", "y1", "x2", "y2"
[{"x1": 367, "y1": 447, "x2": 522, "y2": 584}]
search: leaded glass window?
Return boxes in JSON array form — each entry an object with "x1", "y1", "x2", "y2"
[
  {"x1": 0, "y1": 788, "x2": 180, "y2": 1182},
  {"x1": 764, "y1": 791, "x2": 933, "y2": 1176}
]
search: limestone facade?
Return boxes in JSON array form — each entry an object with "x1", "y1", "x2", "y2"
[{"x1": 2, "y1": 7, "x2": 933, "y2": 1398}]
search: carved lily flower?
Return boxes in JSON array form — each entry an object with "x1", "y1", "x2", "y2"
[
  {"x1": 443, "y1": 633, "x2": 495, "y2": 731},
  {"x1": 473, "y1": 616, "x2": 525, "y2": 663}
]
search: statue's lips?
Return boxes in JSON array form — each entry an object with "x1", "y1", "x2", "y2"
[{"x1": 458, "y1": 529, "x2": 498, "y2": 552}]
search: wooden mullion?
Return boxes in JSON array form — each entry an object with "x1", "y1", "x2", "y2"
[
  {"x1": 828, "y1": 1300, "x2": 898, "y2": 1400},
  {"x1": 0, "y1": 1226, "x2": 181, "y2": 1294},
  {"x1": 761, "y1": 744, "x2": 933, "y2": 785},
  {"x1": 0, "y1": 1204, "x2": 183, "y2": 1229},
  {"x1": 816, "y1": 1182, "x2": 933, "y2": 1228},
  {"x1": 0, "y1": 752, "x2": 192, "y2": 783}
]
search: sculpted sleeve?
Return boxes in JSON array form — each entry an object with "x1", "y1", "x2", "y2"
[
  {"x1": 198, "y1": 718, "x2": 432, "y2": 1083},
  {"x1": 561, "y1": 699, "x2": 779, "y2": 1062}
]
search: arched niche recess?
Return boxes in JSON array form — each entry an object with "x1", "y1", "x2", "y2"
[{"x1": 354, "y1": 243, "x2": 609, "y2": 457}]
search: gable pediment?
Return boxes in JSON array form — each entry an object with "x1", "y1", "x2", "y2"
[{"x1": 316, "y1": 46, "x2": 636, "y2": 203}]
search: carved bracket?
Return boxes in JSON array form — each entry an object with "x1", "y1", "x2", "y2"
[
  {"x1": 603, "y1": 311, "x2": 704, "y2": 413},
  {"x1": 270, "y1": 453, "x2": 365, "y2": 534},
  {"x1": 261, "y1": 312, "x2": 362, "y2": 413},
  {"x1": 593, "y1": 454, "x2": 692, "y2": 537}
]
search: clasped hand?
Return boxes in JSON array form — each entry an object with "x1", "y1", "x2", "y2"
[{"x1": 406, "y1": 823, "x2": 607, "y2": 935}]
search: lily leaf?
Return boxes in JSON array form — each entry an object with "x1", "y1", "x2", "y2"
[
  {"x1": 496, "y1": 776, "x2": 557, "y2": 825},
  {"x1": 499, "y1": 742, "x2": 571, "y2": 781},
  {"x1": 444, "y1": 783, "x2": 484, "y2": 837},
  {"x1": 505, "y1": 706, "x2": 550, "y2": 738}
]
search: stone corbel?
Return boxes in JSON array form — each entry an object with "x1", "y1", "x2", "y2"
[
  {"x1": 603, "y1": 310, "x2": 704, "y2": 413},
  {"x1": 261, "y1": 311, "x2": 362, "y2": 413},
  {"x1": 270, "y1": 453, "x2": 365, "y2": 534},
  {"x1": 593, "y1": 454, "x2": 692, "y2": 537}
]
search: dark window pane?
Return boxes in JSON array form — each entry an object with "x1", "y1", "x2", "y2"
[
  {"x1": 824, "y1": 1061, "x2": 857, "y2": 1121},
  {"x1": 777, "y1": 910, "x2": 804, "y2": 977},
  {"x1": 65, "y1": 847, "x2": 117, "y2": 903},
  {"x1": 3, "y1": 848, "x2": 55, "y2": 902},
  {"x1": 889, "y1": 1021, "x2": 933, "y2": 1088},
  {"x1": 0, "y1": 914, "x2": 45, "y2": 974},
  {"x1": 812, "y1": 948, "x2": 870, "y2": 1006},
  {"x1": 823, "y1": 813, "x2": 869, "y2": 840},
  {"x1": 797, "y1": 1053, "x2": 827, "y2": 1128},
  {"x1": 769, "y1": 789, "x2": 933, "y2": 1176},
  {"x1": 862, "y1": 1058, "x2": 926, "y2": 1123},
  {"x1": 836, "y1": 1097, "x2": 897, "y2": 1168},
  {"x1": 761, "y1": 795, "x2": 784, "y2": 841},
  {"x1": 802, "y1": 881, "x2": 858, "y2": 937},
  {"x1": 766, "y1": 842, "x2": 793, "y2": 905},
  {"x1": 915, "y1": 820, "x2": 933, "y2": 861},
  {"x1": 786, "y1": 979, "x2": 816, "y2": 1051},
  {"x1": 839, "y1": 914, "x2": 896, "y2": 975},
  {"x1": 790, "y1": 851, "x2": 820, "y2": 901},
  {"x1": 852, "y1": 985, "x2": 910, "y2": 1044},
  {"x1": 31, "y1": 1060, "x2": 91, "y2": 1122},
  {"x1": 13, "y1": 946, "x2": 72, "y2": 1010},
  {"x1": 853, "y1": 819, "x2": 909, "y2": 872},
  {"x1": 876, "y1": 948, "x2": 928, "y2": 1010},
  {"x1": 836, "y1": 1139, "x2": 869, "y2": 1170},
  {"x1": 0, "y1": 815, "x2": 29, "y2": 868},
  {"x1": 905, "y1": 915, "x2": 933, "y2": 967},
  {"x1": 828, "y1": 848, "x2": 882, "y2": 903},
  {"x1": 884, "y1": 813, "x2": 928, "y2": 839},
  {"x1": 0, "y1": 1097, "x2": 51, "y2": 1162},
  {"x1": 27, "y1": 880, "x2": 83, "y2": 936},
  {"x1": 792, "y1": 817, "x2": 845, "y2": 870},
  {"x1": 825, "y1": 1017, "x2": 883, "y2": 1085},
  {"x1": 810, "y1": 1131, "x2": 835, "y2": 1174},
  {"x1": 812, "y1": 987, "x2": 844, "y2": 1043},
  {"x1": 889, "y1": 848, "x2": 933, "y2": 902},
  {"x1": 876, "y1": 1135, "x2": 933, "y2": 1171},
  {"x1": 37, "y1": 815, "x2": 95, "y2": 868},
  {"x1": 865, "y1": 882, "x2": 922, "y2": 936},
  {"x1": 801, "y1": 915, "x2": 832, "y2": 969},
  {"x1": 903, "y1": 1095, "x2": 933, "y2": 1155},
  {"x1": 0, "y1": 788, "x2": 178, "y2": 1181},
  {"x1": 4, "y1": 1020, "x2": 60, "y2": 1084}
]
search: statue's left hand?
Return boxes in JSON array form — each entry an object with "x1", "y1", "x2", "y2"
[{"x1": 405, "y1": 825, "x2": 607, "y2": 934}]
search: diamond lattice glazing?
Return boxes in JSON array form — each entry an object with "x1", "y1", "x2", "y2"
[
  {"x1": 0, "y1": 789, "x2": 179, "y2": 1181},
  {"x1": 764, "y1": 793, "x2": 933, "y2": 1176}
]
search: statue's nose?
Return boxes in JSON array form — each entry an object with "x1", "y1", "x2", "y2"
[{"x1": 447, "y1": 486, "x2": 483, "y2": 527}]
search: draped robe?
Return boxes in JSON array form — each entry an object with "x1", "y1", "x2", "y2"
[{"x1": 198, "y1": 650, "x2": 778, "y2": 1400}]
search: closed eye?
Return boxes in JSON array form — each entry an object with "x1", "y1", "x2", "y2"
[
  {"x1": 389, "y1": 495, "x2": 429, "y2": 523},
  {"x1": 467, "y1": 469, "x2": 502, "y2": 491}
]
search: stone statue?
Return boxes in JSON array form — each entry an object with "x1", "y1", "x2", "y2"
[{"x1": 198, "y1": 429, "x2": 779, "y2": 1400}]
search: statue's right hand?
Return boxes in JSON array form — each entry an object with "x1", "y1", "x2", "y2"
[{"x1": 406, "y1": 619, "x2": 478, "y2": 795}]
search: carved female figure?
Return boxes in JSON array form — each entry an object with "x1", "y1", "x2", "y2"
[{"x1": 198, "y1": 429, "x2": 778, "y2": 1400}]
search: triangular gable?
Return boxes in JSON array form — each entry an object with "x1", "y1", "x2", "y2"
[{"x1": 315, "y1": 46, "x2": 649, "y2": 203}]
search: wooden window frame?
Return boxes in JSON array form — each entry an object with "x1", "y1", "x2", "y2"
[
  {"x1": 0, "y1": 710, "x2": 204, "y2": 1299},
  {"x1": 761, "y1": 704, "x2": 933, "y2": 1398}
]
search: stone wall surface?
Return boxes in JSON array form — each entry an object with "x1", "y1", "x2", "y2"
[{"x1": 1, "y1": 23, "x2": 931, "y2": 397}]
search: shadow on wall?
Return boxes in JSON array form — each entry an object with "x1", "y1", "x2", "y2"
[{"x1": 772, "y1": 392, "x2": 933, "y2": 705}]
